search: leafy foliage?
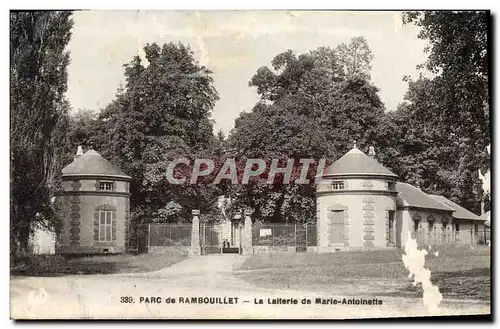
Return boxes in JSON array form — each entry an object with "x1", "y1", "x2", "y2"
[
  {"x1": 385, "y1": 11, "x2": 490, "y2": 213},
  {"x1": 10, "y1": 11, "x2": 74, "y2": 256},
  {"x1": 69, "y1": 42, "x2": 223, "y2": 223},
  {"x1": 228, "y1": 37, "x2": 386, "y2": 223}
]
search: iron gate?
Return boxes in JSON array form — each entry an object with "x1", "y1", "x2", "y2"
[
  {"x1": 200, "y1": 223, "x2": 221, "y2": 254},
  {"x1": 295, "y1": 224, "x2": 307, "y2": 252},
  {"x1": 200, "y1": 222, "x2": 242, "y2": 255}
]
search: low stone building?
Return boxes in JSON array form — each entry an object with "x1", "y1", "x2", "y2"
[
  {"x1": 57, "y1": 147, "x2": 132, "y2": 254},
  {"x1": 316, "y1": 144, "x2": 486, "y2": 251},
  {"x1": 429, "y1": 194, "x2": 486, "y2": 245},
  {"x1": 395, "y1": 183, "x2": 455, "y2": 247}
]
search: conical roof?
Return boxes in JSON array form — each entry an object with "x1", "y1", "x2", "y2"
[
  {"x1": 62, "y1": 149, "x2": 131, "y2": 180},
  {"x1": 321, "y1": 146, "x2": 397, "y2": 178}
]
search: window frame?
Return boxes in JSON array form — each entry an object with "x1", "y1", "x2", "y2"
[
  {"x1": 331, "y1": 180, "x2": 345, "y2": 191},
  {"x1": 388, "y1": 210, "x2": 395, "y2": 228},
  {"x1": 98, "y1": 210, "x2": 113, "y2": 242},
  {"x1": 99, "y1": 181, "x2": 114, "y2": 191},
  {"x1": 413, "y1": 219, "x2": 420, "y2": 232},
  {"x1": 428, "y1": 221, "x2": 435, "y2": 231}
]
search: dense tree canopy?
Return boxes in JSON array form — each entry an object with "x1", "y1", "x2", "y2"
[
  {"x1": 69, "y1": 42, "x2": 223, "y2": 223},
  {"x1": 229, "y1": 11, "x2": 490, "y2": 220},
  {"x1": 10, "y1": 11, "x2": 73, "y2": 256},
  {"x1": 228, "y1": 37, "x2": 387, "y2": 222},
  {"x1": 15, "y1": 11, "x2": 489, "y2": 243},
  {"x1": 385, "y1": 11, "x2": 490, "y2": 213}
]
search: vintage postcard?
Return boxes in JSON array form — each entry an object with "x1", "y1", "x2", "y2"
[{"x1": 10, "y1": 10, "x2": 491, "y2": 320}]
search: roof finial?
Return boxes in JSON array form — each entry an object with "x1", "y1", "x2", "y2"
[
  {"x1": 75, "y1": 145, "x2": 83, "y2": 158},
  {"x1": 368, "y1": 146, "x2": 376, "y2": 157},
  {"x1": 353, "y1": 140, "x2": 357, "y2": 149},
  {"x1": 415, "y1": 180, "x2": 421, "y2": 190}
]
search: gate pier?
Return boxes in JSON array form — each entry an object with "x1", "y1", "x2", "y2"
[
  {"x1": 242, "y1": 209, "x2": 253, "y2": 254},
  {"x1": 189, "y1": 209, "x2": 201, "y2": 256}
]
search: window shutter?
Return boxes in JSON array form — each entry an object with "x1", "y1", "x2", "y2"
[
  {"x1": 99, "y1": 226, "x2": 105, "y2": 241},
  {"x1": 106, "y1": 226, "x2": 112, "y2": 241}
]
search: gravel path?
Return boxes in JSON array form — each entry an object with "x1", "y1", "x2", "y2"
[{"x1": 10, "y1": 254, "x2": 490, "y2": 319}]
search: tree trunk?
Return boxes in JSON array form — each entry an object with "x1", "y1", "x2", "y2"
[
  {"x1": 11, "y1": 210, "x2": 33, "y2": 260},
  {"x1": 18, "y1": 223, "x2": 31, "y2": 254}
]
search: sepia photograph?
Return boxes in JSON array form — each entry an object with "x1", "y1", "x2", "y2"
[{"x1": 9, "y1": 9, "x2": 491, "y2": 320}]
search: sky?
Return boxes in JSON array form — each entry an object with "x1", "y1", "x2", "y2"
[{"x1": 66, "y1": 10, "x2": 428, "y2": 135}]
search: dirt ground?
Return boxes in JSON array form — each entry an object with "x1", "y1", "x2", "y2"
[
  {"x1": 10, "y1": 254, "x2": 490, "y2": 319},
  {"x1": 235, "y1": 247, "x2": 491, "y2": 301},
  {"x1": 11, "y1": 252, "x2": 187, "y2": 276}
]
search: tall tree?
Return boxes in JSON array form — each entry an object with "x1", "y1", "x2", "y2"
[
  {"x1": 336, "y1": 36, "x2": 374, "y2": 79},
  {"x1": 92, "y1": 42, "x2": 221, "y2": 223},
  {"x1": 403, "y1": 11, "x2": 488, "y2": 80},
  {"x1": 10, "y1": 11, "x2": 73, "y2": 256},
  {"x1": 228, "y1": 38, "x2": 385, "y2": 223},
  {"x1": 394, "y1": 11, "x2": 490, "y2": 213}
]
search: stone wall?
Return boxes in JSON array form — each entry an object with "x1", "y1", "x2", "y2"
[
  {"x1": 148, "y1": 246, "x2": 190, "y2": 255},
  {"x1": 252, "y1": 246, "x2": 296, "y2": 254},
  {"x1": 317, "y1": 193, "x2": 396, "y2": 249}
]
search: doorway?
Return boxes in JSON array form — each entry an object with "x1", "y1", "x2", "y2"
[{"x1": 329, "y1": 210, "x2": 344, "y2": 245}]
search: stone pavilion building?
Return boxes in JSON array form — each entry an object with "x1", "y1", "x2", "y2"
[
  {"x1": 316, "y1": 144, "x2": 486, "y2": 251},
  {"x1": 57, "y1": 147, "x2": 132, "y2": 254}
]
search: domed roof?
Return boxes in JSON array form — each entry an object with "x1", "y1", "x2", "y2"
[
  {"x1": 321, "y1": 146, "x2": 397, "y2": 178},
  {"x1": 62, "y1": 149, "x2": 131, "y2": 180}
]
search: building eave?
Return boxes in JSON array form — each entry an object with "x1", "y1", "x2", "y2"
[
  {"x1": 316, "y1": 190, "x2": 398, "y2": 197},
  {"x1": 316, "y1": 173, "x2": 398, "y2": 180},
  {"x1": 453, "y1": 217, "x2": 486, "y2": 222},
  {"x1": 59, "y1": 190, "x2": 131, "y2": 197},
  {"x1": 396, "y1": 205, "x2": 454, "y2": 214},
  {"x1": 62, "y1": 174, "x2": 132, "y2": 181}
]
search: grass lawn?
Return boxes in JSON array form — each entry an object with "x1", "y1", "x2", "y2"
[
  {"x1": 11, "y1": 252, "x2": 187, "y2": 277},
  {"x1": 235, "y1": 245, "x2": 490, "y2": 301}
]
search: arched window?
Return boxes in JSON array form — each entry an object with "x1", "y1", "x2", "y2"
[
  {"x1": 412, "y1": 213, "x2": 422, "y2": 231},
  {"x1": 427, "y1": 215, "x2": 436, "y2": 231}
]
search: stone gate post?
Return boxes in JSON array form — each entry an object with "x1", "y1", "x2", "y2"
[
  {"x1": 189, "y1": 209, "x2": 201, "y2": 256},
  {"x1": 242, "y1": 208, "x2": 253, "y2": 254}
]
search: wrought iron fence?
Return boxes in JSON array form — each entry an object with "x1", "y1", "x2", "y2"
[
  {"x1": 126, "y1": 223, "x2": 147, "y2": 253},
  {"x1": 456, "y1": 229, "x2": 491, "y2": 245},
  {"x1": 252, "y1": 223, "x2": 317, "y2": 248},
  {"x1": 148, "y1": 223, "x2": 192, "y2": 247},
  {"x1": 476, "y1": 229, "x2": 491, "y2": 245},
  {"x1": 411, "y1": 229, "x2": 490, "y2": 247}
]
